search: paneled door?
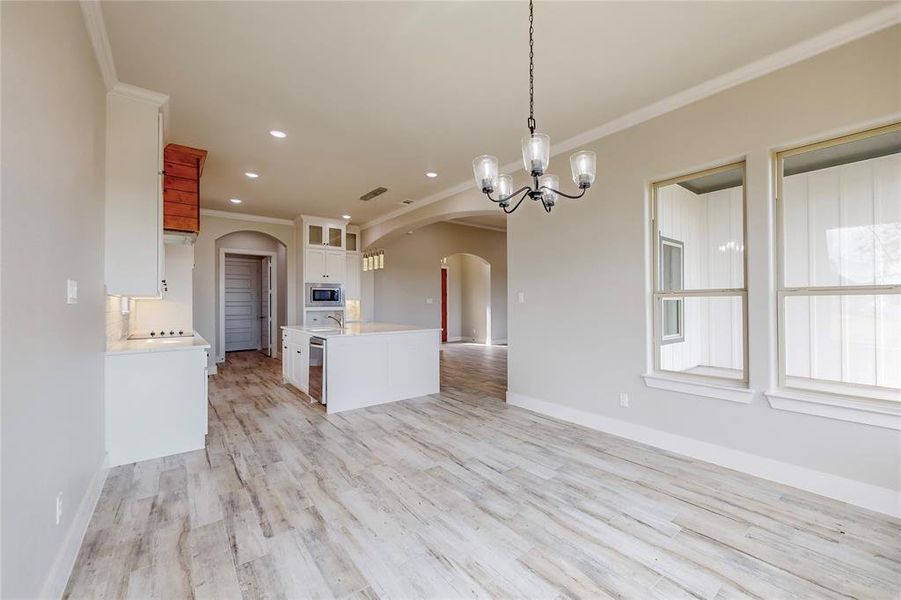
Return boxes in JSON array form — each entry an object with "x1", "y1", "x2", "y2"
[
  {"x1": 224, "y1": 256, "x2": 261, "y2": 352},
  {"x1": 261, "y1": 256, "x2": 272, "y2": 357}
]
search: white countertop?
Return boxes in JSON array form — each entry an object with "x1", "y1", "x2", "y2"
[
  {"x1": 282, "y1": 322, "x2": 440, "y2": 338},
  {"x1": 106, "y1": 333, "x2": 210, "y2": 355}
]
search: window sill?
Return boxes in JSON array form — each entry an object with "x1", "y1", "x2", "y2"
[
  {"x1": 765, "y1": 389, "x2": 901, "y2": 430},
  {"x1": 642, "y1": 373, "x2": 754, "y2": 404}
]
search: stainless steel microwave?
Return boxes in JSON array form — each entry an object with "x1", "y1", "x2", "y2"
[{"x1": 305, "y1": 283, "x2": 344, "y2": 308}]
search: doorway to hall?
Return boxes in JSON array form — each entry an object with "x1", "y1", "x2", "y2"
[
  {"x1": 222, "y1": 252, "x2": 274, "y2": 356},
  {"x1": 440, "y1": 253, "x2": 492, "y2": 344}
]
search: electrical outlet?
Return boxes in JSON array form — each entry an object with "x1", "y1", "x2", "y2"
[
  {"x1": 619, "y1": 392, "x2": 629, "y2": 408},
  {"x1": 55, "y1": 493, "x2": 63, "y2": 525}
]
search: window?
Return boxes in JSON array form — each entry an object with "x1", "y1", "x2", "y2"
[
  {"x1": 776, "y1": 123, "x2": 900, "y2": 402},
  {"x1": 651, "y1": 162, "x2": 747, "y2": 384},
  {"x1": 660, "y1": 238, "x2": 684, "y2": 343}
]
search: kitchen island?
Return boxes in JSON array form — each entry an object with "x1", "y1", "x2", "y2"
[{"x1": 282, "y1": 323, "x2": 440, "y2": 413}]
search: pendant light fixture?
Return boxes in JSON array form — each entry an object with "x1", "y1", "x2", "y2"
[{"x1": 472, "y1": 0, "x2": 596, "y2": 214}]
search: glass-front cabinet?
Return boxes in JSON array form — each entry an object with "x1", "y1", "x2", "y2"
[
  {"x1": 345, "y1": 230, "x2": 358, "y2": 252},
  {"x1": 308, "y1": 223, "x2": 324, "y2": 246},
  {"x1": 304, "y1": 216, "x2": 345, "y2": 249}
]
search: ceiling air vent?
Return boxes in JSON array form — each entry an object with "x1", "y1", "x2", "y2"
[
  {"x1": 359, "y1": 187, "x2": 388, "y2": 202},
  {"x1": 400, "y1": 199, "x2": 415, "y2": 205}
]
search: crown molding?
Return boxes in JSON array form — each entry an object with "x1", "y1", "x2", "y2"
[
  {"x1": 362, "y1": 5, "x2": 900, "y2": 232},
  {"x1": 79, "y1": 1, "x2": 117, "y2": 91},
  {"x1": 200, "y1": 208, "x2": 295, "y2": 226},
  {"x1": 446, "y1": 220, "x2": 506, "y2": 234},
  {"x1": 109, "y1": 82, "x2": 169, "y2": 107}
]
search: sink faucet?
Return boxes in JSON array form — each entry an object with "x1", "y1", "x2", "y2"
[{"x1": 326, "y1": 314, "x2": 344, "y2": 328}]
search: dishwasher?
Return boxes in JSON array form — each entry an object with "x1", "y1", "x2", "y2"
[{"x1": 308, "y1": 336, "x2": 326, "y2": 405}]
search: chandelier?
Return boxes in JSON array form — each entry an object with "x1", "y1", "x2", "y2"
[{"x1": 472, "y1": 0, "x2": 596, "y2": 214}]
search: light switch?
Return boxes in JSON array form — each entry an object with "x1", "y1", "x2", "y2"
[
  {"x1": 517, "y1": 291, "x2": 525, "y2": 304},
  {"x1": 426, "y1": 298, "x2": 434, "y2": 305},
  {"x1": 66, "y1": 279, "x2": 78, "y2": 304}
]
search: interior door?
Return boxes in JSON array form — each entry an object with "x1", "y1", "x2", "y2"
[
  {"x1": 261, "y1": 256, "x2": 272, "y2": 356},
  {"x1": 224, "y1": 256, "x2": 262, "y2": 352}
]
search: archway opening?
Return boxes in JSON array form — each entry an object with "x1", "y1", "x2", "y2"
[
  {"x1": 441, "y1": 253, "x2": 492, "y2": 345},
  {"x1": 214, "y1": 230, "x2": 288, "y2": 362}
]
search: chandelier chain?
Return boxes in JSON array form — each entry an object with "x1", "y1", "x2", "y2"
[{"x1": 527, "y1": 0, "x2": 535, "y2": 134}]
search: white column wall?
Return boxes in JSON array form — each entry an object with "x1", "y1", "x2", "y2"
[
  {"x1": 783, "y1": 153, "x2": 900, "y2": 388},
  {"x1": 658, "y1": 184, "x2": 744, "y2": 374}
]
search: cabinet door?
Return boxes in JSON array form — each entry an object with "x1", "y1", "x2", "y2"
[
  {"x1": 105, "y1": 91, "x2": 165, "y2": 297},
  {"x1": 308, "y1": 223, "x2": 324, "y2": 246},
  {"x1": 327, "y1": 226, "x2": 344, "y2": 249},
  {"x1": 282, "y1": 340, "x2": 291, "y2": 381},
  {"x1": 291, "y1": 343, "x2": 307, "y2": 391},
  {"x1": 305, "y1": 248, "x2": 327, "y2": 283},
  {"x1": 325, "y1": 250, "x2": 346, "y2": 283},
  {"x1": 345, "y1": 254, "x2": 361, "y2": 300},
  {"x1": 345, "y1": 231, "x2": 358, "y2": 252}
]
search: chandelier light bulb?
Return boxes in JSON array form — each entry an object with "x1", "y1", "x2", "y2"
[
  {"x1": 570, "y1": 150, "x2": 597, "y2": 188},
  {"x1": 522, "y1": 133, "x2": 550, "y2": 176},
  {"x1": 472, "y1": 155, "x2": 499, "y2": 193},
  {"x1": 538, "y1": 174, "x2": 559, "y2": 207},
  {"x1": 496, "y1": 174, "x2": 513, "y2": 201}
]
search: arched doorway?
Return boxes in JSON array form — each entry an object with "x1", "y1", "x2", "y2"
[
  {"x1": 441, "y1": 253, "x2": 491, "y2": 345},
  {"x1": 214, "y1": 230, "x2": 288, "y2": 361}
]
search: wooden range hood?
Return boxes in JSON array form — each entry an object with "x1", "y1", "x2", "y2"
[{"x1": 163, "y1": 143, "x2": 207, "y2": 233}]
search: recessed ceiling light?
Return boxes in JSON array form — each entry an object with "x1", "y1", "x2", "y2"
[
  {"x1": 269, "y1": 130, "x2": 287, "y2": 138},
  {"x1": 229, "y1": 198, "x2": 242, "y2": 204},
  {"x1": 245, "y1": 172, "x2": 259, "y2": 178},
  {"x1": 342, "y1": 214, "x2": 351, "y2": 220},
  {"x1": 425, "y1": 171, "x2": 438, "y2": 178}
]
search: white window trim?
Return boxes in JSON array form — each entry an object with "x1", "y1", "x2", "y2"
[
  {"x1": 765, "y1": 389, "x2": 901, "y2": 430},
  {"x1": 643, "y1": 373, "x2": 754, "y2": 404},
  {"x1": 650, "y1": 161, "x2": 750, "y2": 387},
  {"x1": 773, "y1": 122, "x2": 901, "y2": 420}
]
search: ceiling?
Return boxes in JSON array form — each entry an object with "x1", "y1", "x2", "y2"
[{"x1": 100, "y1": 1, "x2": 890, "y2": 225}]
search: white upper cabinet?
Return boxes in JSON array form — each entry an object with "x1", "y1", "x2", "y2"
[
  {"x1": 303, "y1": 216, "x2": 345, "y2": 249},
  {"x1": 325, "y1": 250, "x2": 346, "y2": 284},
  {"x1": 105, "y1": 84, "x2": 169, "y2": 297}
]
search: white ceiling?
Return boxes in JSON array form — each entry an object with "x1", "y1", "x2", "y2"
[{"x1": 100, "y1": 1, "x2": 890, "y2": 224}]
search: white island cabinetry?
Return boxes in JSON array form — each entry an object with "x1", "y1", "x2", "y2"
[
  {"x1": 283, "y1": 328, "x2": 311, "y2": 392},
  {"x1": 281, "y1": 323, "x2": 440, "y2": 413}
]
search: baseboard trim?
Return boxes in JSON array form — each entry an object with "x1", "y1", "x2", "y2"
[
  {"x1": 506, "y1": 391, "x2": 900, "y2": 518},
  {"x1": 39, "y1": 454, "x2": 109, "y2": 599}
]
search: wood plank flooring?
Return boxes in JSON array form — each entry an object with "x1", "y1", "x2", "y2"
[{"x1": 65, "y1": 348, "x2": 900, "y2": 599}]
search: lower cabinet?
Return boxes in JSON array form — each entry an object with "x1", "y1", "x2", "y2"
[
  {"x1": 105, "y1": 347, "x2": 208, "y2": 467},
  {"x1": 282, "y1": 330, "x2": 310, "y2": 393}
]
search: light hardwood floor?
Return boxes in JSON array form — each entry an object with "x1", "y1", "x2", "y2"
[{"x1": 65, "y1": 347, "x2": 900, "y2": 599}]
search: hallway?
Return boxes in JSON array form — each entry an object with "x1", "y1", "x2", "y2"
[{"x1": 439, "y1": 342, "x2": 507, "y2": 401}]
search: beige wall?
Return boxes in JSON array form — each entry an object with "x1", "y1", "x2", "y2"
[
  {"x1": 504, "y1": 27, "x2": 899, "y2": 490},
  {"x1": 367, "y1": 222, "x2": 506, "y2": 342},
  {"x1": 1, "y1": 2, "x2": 108, "y2": 596},
  {"x1": 215, "y1": 230, "x2": 288, "y2": 354},
  {"x1": 193, "y1": 214, "x2": 295, "y2": 366}
]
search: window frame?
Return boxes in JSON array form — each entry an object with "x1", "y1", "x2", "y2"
[
  {"x1": 659, "y1": 236, "x2": 685, "y2": 344},
  {"x1": 650, "y1": 161, "x2": 749, "y2": 386},
  {"x1": 774, "y1": 122, "x2": 901, "y2": 402}
]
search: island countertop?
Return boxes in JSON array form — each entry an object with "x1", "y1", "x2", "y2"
[{"x1": 281, "y1": 322, "x2": 440, "y2": 339}]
